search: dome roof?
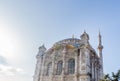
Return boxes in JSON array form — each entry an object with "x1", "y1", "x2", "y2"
[{"x1": 54, "y1": 38, "x2": 81, "y2": 48}]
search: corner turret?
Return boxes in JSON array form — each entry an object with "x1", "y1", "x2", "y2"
[
  {"x1": 33, "y1": 44, "x2": 46, "y2": 81},
  {"x1": 80, "y1": 30, "x2": 89, "y2": 40},
  {"x1": 36, "y1": 44, "x2": 46, "y2": 59},
  {"x1": 80, "y1": 30, "x2": 90, "y2": 46}
]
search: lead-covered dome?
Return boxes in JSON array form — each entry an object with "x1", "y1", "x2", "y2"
[{"x1": 53, "y1": 38, "x2": 81, "y2": 48}]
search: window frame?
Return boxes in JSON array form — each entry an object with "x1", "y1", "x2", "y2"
[
  {"x1": 56, "y1": 60, "x2": 63, "y2": 75},
  {"x1": 68, "y1": 58, "x2": 75, "y2": 74},
  {"x1": 46, "y1": 62, "x2": 52, "y2": 76}
]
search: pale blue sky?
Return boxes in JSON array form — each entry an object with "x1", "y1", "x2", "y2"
[{"x1": 0, "y1": 0, "x2": 120, "y2": 81}]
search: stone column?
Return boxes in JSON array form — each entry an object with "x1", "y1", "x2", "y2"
[
  {"x1": 61, "y1": 46, "x2": 67, "y2": 81},
  {"x1": 75, "y1": 51, "x2": 78, "y2": 81},
  {"x1": 98, "y1": 66, "x2": 101, "y2": 81},
  {"x1": 96, "y1": 66, "x2": 98, "y2": 81},
  {"x1": 51, "y1": 52, "x2": 56, "y2": 81},
  {"x1": 93, "y1": 56, "x2": 96, "y2": 81},
  {"x1": 40, "y1": 56, "x2": 45, "y2": 81},
  {"x1": 91, "y1": 56, "x2": 94, "y2": 81},
  {"x1": 95, "y1": 63, "x2": 97, "y2": 81},
  {"x1": 37, "y1": 57, "x2": 43, "y2": 81},
  {"x1": 79, "y1": 49, "x2": 82, "y2": 74}
]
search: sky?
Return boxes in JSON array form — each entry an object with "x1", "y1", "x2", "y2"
[{"x1": 0, "y1": 0, "x2": 120, "y2": 81}]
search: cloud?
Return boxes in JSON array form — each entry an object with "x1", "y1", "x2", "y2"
[
  {"x1": 0, "y1": 55, "x2": 28, "y2": 81},
  {"x1": 0, "y1": 64, "x2": 25, "y2": 77},
  {"x1": 0, "y1": 55, "x2": 7, "y2": 64}
]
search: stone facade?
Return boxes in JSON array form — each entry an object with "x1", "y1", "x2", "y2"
[{"x1": 33, "y1": 31, "x2": 104, "y2": 81}]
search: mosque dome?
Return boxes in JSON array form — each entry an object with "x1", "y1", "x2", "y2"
[{"x1": 53, "y1": 38, "x2": 81, "y2": 48}]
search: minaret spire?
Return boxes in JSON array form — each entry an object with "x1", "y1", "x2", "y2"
[
  {"x1": 72, "y1": 34, "x2": 74, "y2": 38},
  {"x1": 98, "y1": 31, "x2": 103, "y2": 52},
  {"x1": 98, "y1": 31, "x2": 102, "y2": 46},
  {"x1": 97, "y1": 31, "x2": 104, "y2": 79},
  {"x1": 84, "y1": 29, "x2": 86, "y2": 33}
]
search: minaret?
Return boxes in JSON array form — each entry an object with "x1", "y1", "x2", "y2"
[{"x1": 97, "y1": 31, "x2": 103, "y2": 79}]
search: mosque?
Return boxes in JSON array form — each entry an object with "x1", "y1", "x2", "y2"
[{"x1": 33, "y1": 31, "x2": 104, "y2": 81}]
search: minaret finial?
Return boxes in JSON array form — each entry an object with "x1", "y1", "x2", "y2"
[
  {"x1": 42, "y1": 43, "x2": 45, "y2": 47},
  {"x1": 84, "y1": 29, "x2": 86, "y2": 33},
  {"x1": 99, "y1": 29, "x2": 101, "y2": 36},
  {"x1": 98, "y1": 30, "x2": 102, "y2": 46},
  {"x1": 97, "y1": 30, "x2": 103, "y2": 55},
  {"x1": 72, "y1": 34, "x2": 74, "y2": 38}
]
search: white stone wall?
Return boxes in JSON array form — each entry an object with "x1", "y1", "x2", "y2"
[{"x1": 33, "y1": 37, "x2": 103, "y2": 81}]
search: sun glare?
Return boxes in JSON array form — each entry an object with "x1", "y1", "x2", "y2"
[{"x1": 0, "y1": 27, "x2": 19, "y2": 59}]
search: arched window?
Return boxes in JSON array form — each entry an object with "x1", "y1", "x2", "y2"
[
  {"x1": 46, "y1": 62, "x2": 52, "y2": 76},
  {"x1": 68, "y1": 59, "x2": 75, "y2": 74},
  {"x1": 56, "y1": 61, "x2": 63, "y2": 75}
]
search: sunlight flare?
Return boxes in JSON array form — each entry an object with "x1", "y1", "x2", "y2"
[{"x1": 0, "y1": 27, "x2": 20, "y2": 59}]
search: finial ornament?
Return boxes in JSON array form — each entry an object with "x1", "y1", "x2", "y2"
[
  {"x1": 42, "y1": 43, "x2": 45, "y2": 47},
  {"x1": 84, "y1": 30, "x2": 86, "y2": 33},
  {"x1": 98, "y1": 30, "x2": 102, "y2": 46},
  {"x1": 72, "y1": 34, "x2": 74, "y2": 38},
  {"x1": 99, "y1": 29, "x2": 101, "y2": 37}
]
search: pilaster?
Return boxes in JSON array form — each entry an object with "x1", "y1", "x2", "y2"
[
  {"x1": 61, "y1": 46, "x2": 67, "y2": 81},
  {"x1": 40, "y1": 56, "x2": 45, "y2": 81},
  {"x1": 51, "y1": 51, "x2": 56, "y2": 81},
  {"x1": 75, "y1": 50, "x2": 79, "y2": 81}
]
